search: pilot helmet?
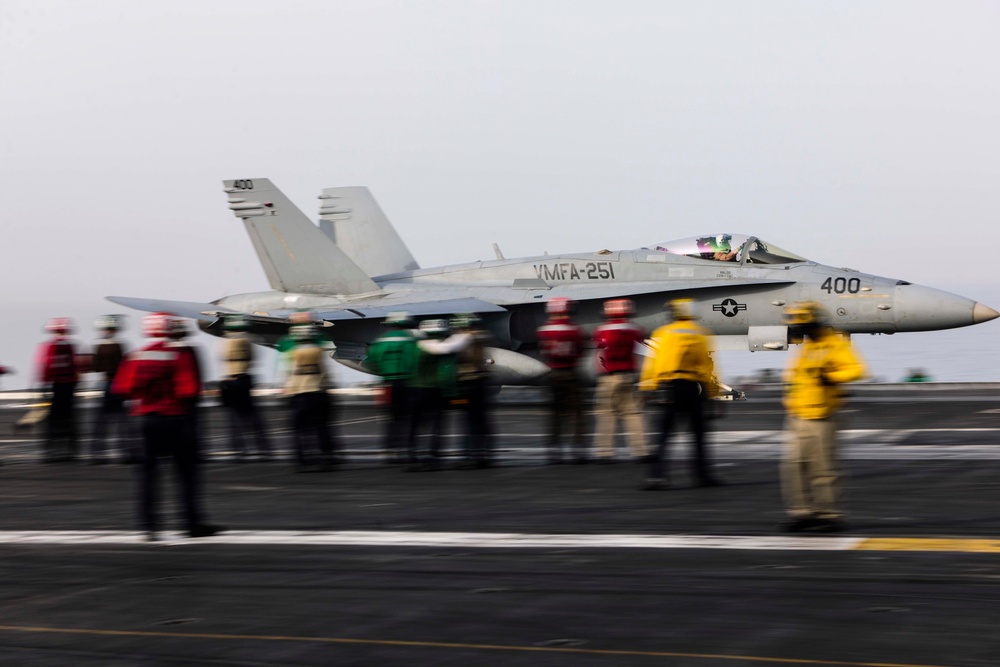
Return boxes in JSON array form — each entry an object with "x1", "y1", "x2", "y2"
[
  {"x1": 223, "y1": 314, "x2": 249, "y2": 332},
  {"x1": 546, "y1": 297, "x2": 574, "y2": 316},
  {"x1": 94, "y1": 314, "x2": 123, "y2": 333},
  {"x1": 384, "y1": 311, "x2": 414, "y2": 328},
  {"x1": 419, "y1": 318, "x2": 450, "y2": 338},
  {"x1": 715, "y1": 234, "x2": 732, "y2": 252},
  {"x1": 665, "y1": 299, "x2": 695, "y2": 321},
  {"x1": 45, "y1": 317, "x2": 74, "y2": 336},
  {"x1": 142, "y1": 312, "x2": 174, "y2": 338},
  {"x1": 603, "y1": 299, "x2": 634, "y2": 318}
]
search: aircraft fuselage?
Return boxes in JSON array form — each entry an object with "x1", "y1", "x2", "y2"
[{"x1": 213, "y1": 247, "x2": 990, "y2": 361}]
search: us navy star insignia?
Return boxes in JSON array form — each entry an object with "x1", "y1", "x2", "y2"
[{"x1": 713, "y1": 298, "x2": 747, "y2": 317}]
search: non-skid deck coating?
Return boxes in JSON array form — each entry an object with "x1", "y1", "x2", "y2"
[{"x1": 0, "y1": 394, "x2": 998, "y2": 666}]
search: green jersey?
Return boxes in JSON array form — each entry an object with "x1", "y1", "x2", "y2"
[{"x1": 366, "y1": 330, "x2": 420, "y2": 380}]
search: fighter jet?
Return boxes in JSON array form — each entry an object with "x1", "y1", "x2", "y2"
[{"x1": 108, "y1": 178, "x2": 999, "y2": 384}]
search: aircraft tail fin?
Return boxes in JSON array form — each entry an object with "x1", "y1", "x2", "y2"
[
  {"x1": 317, "y1": 186, "x2": 420, "y2": 277},
  {"x1": 223, "y1": 179, "x2": 381, "y2": 295}
]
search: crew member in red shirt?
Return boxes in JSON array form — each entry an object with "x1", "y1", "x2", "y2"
[
  {"x1": 165, "y1": 317, "x2": 208, "y2": 460},
  {"x1": 35, "y1": 317, "x2": 81, "y2": 463},
  {"x1": 537, "y1": 297, "x2": 589, "y2": 464},
  {"x1": 114, "y1": 312, "x2": 222, "y2": 541},
  {"x1": 593, "y1": 299, "x2": 648, "y2": 462}
]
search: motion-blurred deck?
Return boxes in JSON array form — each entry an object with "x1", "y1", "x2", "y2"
[{"x1": 0, "y1": 386, "x2": 997, "y2": 666}]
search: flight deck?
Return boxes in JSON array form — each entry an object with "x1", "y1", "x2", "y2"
[{"x1": 0, "y1": 387, "x2": 997, "y2": 666}]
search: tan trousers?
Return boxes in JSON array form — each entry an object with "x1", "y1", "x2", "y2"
[
  {"x1": 782, "y1": 414, "x2": 843, "y2": 519},
  {"x1": 594, "y1": 373, "x2": 647, "y2": 459}
]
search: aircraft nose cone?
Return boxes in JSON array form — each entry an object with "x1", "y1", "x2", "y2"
[
  {"x1": 973, "y1": 302, "x2": 1000, "y2": 324},
  {"x1": 893, "y1": 284, "x2": 988, "y2": 332}
]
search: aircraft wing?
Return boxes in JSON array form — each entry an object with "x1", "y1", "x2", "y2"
[
  {"x1": 108, "y1": 295, "x2": 507, "y2": 325},
  {"x1": 106, "y1": 296, "x2": 240, "y2": 322}
]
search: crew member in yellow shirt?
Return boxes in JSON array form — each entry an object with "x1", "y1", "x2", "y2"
[
  {"x1": 781, "y1": 302, "x2": 866, "y2": 533},
  {"x1": 639, "y1": 299, "x2": 720, "y2": 490}
]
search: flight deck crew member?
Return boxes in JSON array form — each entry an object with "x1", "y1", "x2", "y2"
[
  {"x1": 780, "y1": 302, "x2": 866, "y2": 533},
  {"x1": 89, "y1": 315, "x2": 134, "y2": 464},
  {"x1": 285, "y1": 324, "x2": 337, "y2": 471},
  {"x1": 219, "y1": 314, "x2": 272, "y2": 461},
  {"x1": 537, "y1": 297, "x2": 589, "y2": 464},
  {"x1": 418, "y1": 314, "x2": 494, "y2": 468},
  {"x1": 452, "y1": 314, "x2": 493, "y2": 468},
  {"x1": 407, "y1": 319, "x2": 457, "y2": 471},
  {"x1": 639, "y1": 299, "x2": 720, "y2": 489},
  {"x1": 366, "y1": 312, "x2": 420, "y2": 464},
  {"x1": 113, "y1": 312, "x2": 222, "y2": 541},
  {"x1": 35, "y1": 317, "x2": 81, "y2": 463},
  {"x1": 166, "y1": 318, "x2": 207, "y2": 461},
  {"x1": 593, "y1": 299, "x2": 647, "y2": 463}
]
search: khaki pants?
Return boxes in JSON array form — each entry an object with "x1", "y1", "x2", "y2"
[
  {"x1": 594, "y1": 373, "x2": 647, "y2": 459},
  {"x1": 782, "y1": 414, "x2": 843, "y2": 520}
]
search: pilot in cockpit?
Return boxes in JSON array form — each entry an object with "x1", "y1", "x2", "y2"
[{"x1": 698, "y1": 234, "x2": 738, "y2": 261}]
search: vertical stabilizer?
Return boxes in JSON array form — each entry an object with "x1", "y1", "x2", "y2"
[
  {"x1": 318, "y1": 186, "x2": 420, "y2": 276},
  {"x1": 223, "y1": 179, "x2": 380, "y2": 295}
]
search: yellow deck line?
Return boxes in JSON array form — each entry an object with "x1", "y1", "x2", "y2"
[{"x1": 856, "y1": 538, "x2": 1000, "y2": 553}]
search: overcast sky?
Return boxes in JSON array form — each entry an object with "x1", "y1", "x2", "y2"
[{"x1": 2, "y1": 0, "x2": 998, "y2": 386}]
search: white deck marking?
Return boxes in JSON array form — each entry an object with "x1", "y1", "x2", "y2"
[
  {"x1": 1, "y1": 531, "x2": 998, "y2": 552},
  {"x1": 0, "y1": 530, "x2": 862, "y2": 550}
]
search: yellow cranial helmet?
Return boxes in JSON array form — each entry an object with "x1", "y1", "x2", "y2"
[
  {"x1": 784, "y1": 301, "x2": 827, "y2": 327},
  {"x1": 665, "y1": 298, "x2": 695, "y2": 320}
]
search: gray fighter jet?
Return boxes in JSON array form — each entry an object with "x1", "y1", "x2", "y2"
[{"x1": 108, "y1": 178, "x2": 998, "y2": 384}]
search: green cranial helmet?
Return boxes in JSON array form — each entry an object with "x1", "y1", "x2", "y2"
[
  {"x1": 449, "y1": 313, "x2": 481, "y2": 330},
  {"x1": 418, "y1": 318, "x2": 450, "y2": 338},
  {"x1": 384, "y1": 311, "x2": 414, "y2": 328}
]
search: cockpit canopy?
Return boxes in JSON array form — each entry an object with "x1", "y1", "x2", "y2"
[{"x1": 646, "y1": 234, "x2": 809, "y2": 265}]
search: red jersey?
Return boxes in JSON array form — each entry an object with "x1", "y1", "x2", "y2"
[
  {"x1": 36, "y1": 337, "x2": 79, "y2": 384},
  {"x1": 112, "y1": 340, "x2": 200, "y2": 416},
  {"x1": 594, "y1": 319, "x2": 645, "y2": 373},
  {"x1": 537, "y1": 317, "x2": 586, "y2": 370}
]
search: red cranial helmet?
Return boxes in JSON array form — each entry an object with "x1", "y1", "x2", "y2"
[
  {"x1": 546, "y1": 297, "x2": 573, "y2": 316},
  {"x1": 603, "y1": 299, "x2": 634, "y2": 318},
  {"x1": 45, "y1": 317, "x2": 74, "y2": 335},
  {"x1": 142, "y1": 312, "x2": 174, "y2": 338}
]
